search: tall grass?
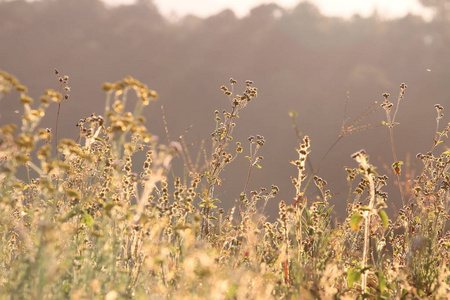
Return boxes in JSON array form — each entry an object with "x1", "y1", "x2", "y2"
[{"x1": 0, "y1": 70, "x2": 448, "y2": 299}]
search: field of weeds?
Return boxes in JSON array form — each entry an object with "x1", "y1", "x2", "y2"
[{"x1": 0, "y1": 70, "x2": 448, "y2": 299}]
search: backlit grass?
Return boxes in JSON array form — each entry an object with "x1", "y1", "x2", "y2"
[{"x1": 0, "y1": 70, "x2": 448, "y2": 299}]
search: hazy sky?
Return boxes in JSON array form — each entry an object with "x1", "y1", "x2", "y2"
[{"x1": 103, "y1": 0, "x2": 432, "y2": 19}]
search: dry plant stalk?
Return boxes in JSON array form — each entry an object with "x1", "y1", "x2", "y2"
[
  {"x1": 381, "y1": 83, "x2": 407, "y2": 205},
  {"x1": 351, "y1": 149, "x2": 376, "y2": 292},
  {"x1": 291, "y1": 135, "x2": 311, "y2": 259}
]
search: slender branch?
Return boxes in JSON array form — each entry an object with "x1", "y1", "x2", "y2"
[{"x1": 54, "y1": 102, "x2": 61, "y2": 155}]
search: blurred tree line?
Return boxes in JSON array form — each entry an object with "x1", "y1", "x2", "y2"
[{"x1": 1, "y1": 0, "x2": 449, "y2": 218}]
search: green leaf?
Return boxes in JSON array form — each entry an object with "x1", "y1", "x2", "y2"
[
  {"x1": 305, "y1": 206, "x2": 311, "y2": 219},
  {"x1": 376, "y1": 270, "x2": 387, "y2": 293},
  {"x1": 378, "y1": 209, "x2": 389, "y2": 230},
  {"x1": 81, "y1": 212, "x2": 94, "y2": 227},
  {"x1": 199, "y1": 203, "x2": 216, "y2": 208},
  {"x1": 347, "y1": 268, "x2": 361, "y2": 288},
  {"x1": 392, "y1": 161, "x2": 403, "y2": 175},
  {"x1": 59, "y1": 207, "x2": 82, "y2": 222},
  {"x1": 254, "y1": 163, "x2": 262, "y2": 169},
  {"x1": 350, "y1": 212, "x2": 364, "y2": 232},
  {"x1": 391, "y1": 161, "x2": 404, "y2": 167},
  {"x1": 94, "y1": 137, "x2": 107, "y2": 146},
  {"x1": 359, "y1": 206, "x2": 372, "y2": 211},
  {"x1": 324, "y1": 205, "x2": 334, "y2": 217}
]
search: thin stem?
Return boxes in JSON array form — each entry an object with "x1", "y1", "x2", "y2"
[
  {"x1": 383, "y1": 85, "x2": 407, "y2": 205},
  {"x1": 391, "y1": 88, "x2": 404, "y2": 124},
  {"x1": 303, "y1": 136, "x2": 342, "y2": 193},
  {"x1": 243, "y1": 140, "x2": 259, "y2": 193},
  {"x1": 352, "y1": 150, "x2": 375, "y2": 293},
  {"x1": 289, "y1": 95, "x2": 378, "y2": 202},
  {"x1": 362, "y1": 169, "x2": 375, "y2": 292},
  {"x1": 54, "y1": 102, "x2": 61, "y2": 156},
  {"x1": 243, "y1": 164, "x2": 253, "y2": 193},
  {"x1": 388, "y1": 120, "x2": 405, "y2": 206}
]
